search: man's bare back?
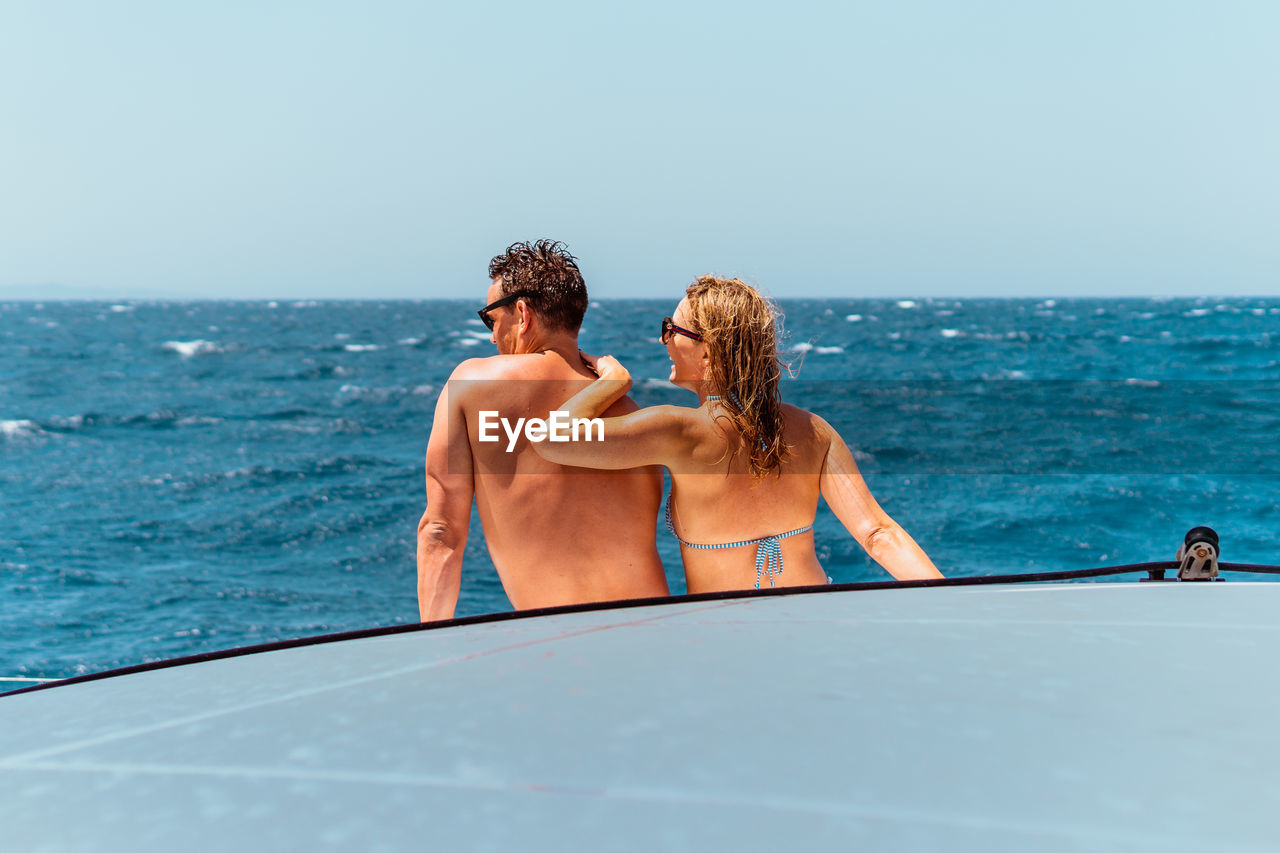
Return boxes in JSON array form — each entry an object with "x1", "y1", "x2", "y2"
[{"x1": 416, "y1": 242, "x2": 668, "y2": 620}]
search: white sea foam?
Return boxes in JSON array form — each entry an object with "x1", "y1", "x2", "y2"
[
  {"x1": 940, "y1": 329, "x2": 962, "y2": 338},
  {"x1": 1041, "y1": 299, "x2": 1057, "y2": 308},
  {"x1": 1124, "y1": 378, "x2": 1161, "y2": 387},
  {"x1": 791, "y1": 342, "x2": 814, "y2": 353},
  {"x1": 0, "y1": 419, "x2": 43, "y2": 439},
  {"x1": 896, "y1": 300, "x2": 917, "y2": 309},
  {"x1": 845, "y1": 314, "x2": 863, "y2": 322},
  {"x1": 334, "y1": 333, "x2": 351, "y2": 340},
  {"x1": 1253, "y1": 309, "x2": 1267, "y2": 316},
  {"x1": 343, "y1": 344, "x2": 382, "y2": 352},
  {"x1": 641, "y1": 378, "x2": 678, "y2": 390},
  {"x1": 411, "y1": 384, "x2": 436, "y2": 396},
  {"x1": 162, "y1": 340, "x2": 222, "y2": 358},
  {"x1": 1185, "y1": 308, "x2": 1212, "y2": 318},
  {"x1": 466, "y1": 318, "x2": 486, "y2": 326},
  {"x1": 814, "y1": 346, "x2": 844, "y2": 354},
  {"x1": 267, "y1": 301, "x2": 279, "y2": 309},
  {"x1": 457, "y1": 338, "x2": 481, "y2": 347},
  {"x1": 398, "y1": 337, "x2": 424, "y2": 346},
  {"x1": 935, "y1": 310, "x2": 954, "y2": 317},
  {"x1": 110, "y1": 304, "x2": 133, "y2": 313}
]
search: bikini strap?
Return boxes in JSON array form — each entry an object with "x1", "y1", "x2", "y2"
[{"x1": 665, "y1": 494, "x2": 813, "y2": 589}]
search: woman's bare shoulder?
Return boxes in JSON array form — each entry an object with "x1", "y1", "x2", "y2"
[{"x1": 781, "y1": 403, "x2": 837, "y2": 441}]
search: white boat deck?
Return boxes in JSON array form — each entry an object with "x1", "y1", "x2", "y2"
[{"x1": 2, "y1": 582, "x2": 1278, "y2": 851}]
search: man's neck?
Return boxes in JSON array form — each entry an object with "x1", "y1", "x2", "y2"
[{"x1": 513, "y1": 333, "x2": 580, "y2": 363}]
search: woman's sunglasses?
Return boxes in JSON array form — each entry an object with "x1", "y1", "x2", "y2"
[
  {"x1": 660, "y1": 316, "x2": 703, "y2": 344},
  {"x1": 478, "y1": 291, "x2": 536, "y2": 331}
]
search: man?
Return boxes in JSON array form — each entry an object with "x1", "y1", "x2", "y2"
[{"x1": 417, "y1": 240, "x2": 669, "y2": 620}]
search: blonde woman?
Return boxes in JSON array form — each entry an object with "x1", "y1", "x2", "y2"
[{"x1": 534, "y1": 276, "x2": 943, "y2": 593}]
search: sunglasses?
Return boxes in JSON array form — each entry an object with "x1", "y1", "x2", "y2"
[
  {"x1": 660, "y1": 316, "x2": 703, "y2": 344},
  {"x1": 478, "y1": 291, "x2": 536, "y2": 331}
]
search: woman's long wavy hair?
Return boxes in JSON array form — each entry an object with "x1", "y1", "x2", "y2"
[{"x1": 685, "y1": 276, "x2": 788, "y2": 477}]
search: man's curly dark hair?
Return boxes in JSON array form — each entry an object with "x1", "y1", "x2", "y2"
[{"x1": 487, "y1": 240, "x2": 589, "y2": 334}]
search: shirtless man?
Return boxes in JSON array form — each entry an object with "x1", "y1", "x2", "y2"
[{"x1": 416, "y1": 240, "x2": 669, "y2": 620}]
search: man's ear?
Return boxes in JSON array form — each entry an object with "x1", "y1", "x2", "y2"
[{"x1": 516, "y1": 299, "x2": 534, "y2": 335}]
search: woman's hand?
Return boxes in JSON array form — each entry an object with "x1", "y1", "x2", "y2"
[{"x1": 594, "y1": 355, "x2": 632, "y2": 387}]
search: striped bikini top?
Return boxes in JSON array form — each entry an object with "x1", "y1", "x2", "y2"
[{"x1": 664, "y1": 495, "x2": 813, "y2": 590}]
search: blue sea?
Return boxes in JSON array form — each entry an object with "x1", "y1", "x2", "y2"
[{"x1": 4, "y1": 297, "x2": 1280, "y2": 685}]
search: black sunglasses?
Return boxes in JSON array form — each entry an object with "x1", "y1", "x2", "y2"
[
  {"x1": 660, "y1": 316, "x2": 703, "y2": 344},
  {"x1": 478, "y1": 291, "x2": 536, "y2": 331}
]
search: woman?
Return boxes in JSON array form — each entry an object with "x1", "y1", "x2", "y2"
[{"x1": 535, "y1": 276, "x2": 942, "y2": 592}]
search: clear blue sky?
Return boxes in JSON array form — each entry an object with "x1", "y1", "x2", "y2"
[{"x1": 2, "y1": 0, "x2": 1276, "y2": 299}]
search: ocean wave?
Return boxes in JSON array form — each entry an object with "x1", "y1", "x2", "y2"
[
  {"x1": 896, "y1": 300, "x2": 918, "y2": 309},
  {"x1": 343, "y1": 344, "x2": 383, "y2": 353},
  {"x1": 163, "y1": 454, "x2": 399, "y2": 493},
  {"x1": 270, "y1": 364, "x2": 356, "y2": 381},
  {"x1": 162, "y1": 339, "x2": 223, "y2": 358},
  {"x1": 845, "y1": 314, "x2": 862, "y2": 322},
  {"x1": 37, "y1": 411, "x2": 224, "y2": 433},
  {"x1": 790, "y1": 342, "x2": 845, "y2": 355},
  {"x1": 261, "y1": 408, "x2": 317, "y2": 421},
  {"x1": 0, "y1": 419, "x2": 44, "y2": 439},
  {"x1": 335, "y1": 385, "x2": 411, "y2": 404}
]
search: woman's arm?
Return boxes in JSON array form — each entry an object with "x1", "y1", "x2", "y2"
[
  {"x1": 817, "y1": 418, "x2": 944, "y2": 580},
  {"x1": 560, "y1": 354, "x2": 633, "y2": 422},
  {"x1": 533, "y1": 356, "x2": 693, "y2": 470}
]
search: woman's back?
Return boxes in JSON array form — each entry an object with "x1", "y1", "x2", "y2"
[
  {"x1": 534, "y1": 274, "x2": 941, "y2": 589},
  {"x1": 667, "y1": 402, "x2": 831, "y2": 592}
]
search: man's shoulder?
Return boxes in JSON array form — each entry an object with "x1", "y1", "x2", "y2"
[{"x1": 449, "y1": 354, "x2": 541, "y2": 382}]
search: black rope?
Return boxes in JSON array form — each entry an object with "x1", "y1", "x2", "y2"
[{"x1": 5, "y1": 559, "x2": 1279, "y2": 699}]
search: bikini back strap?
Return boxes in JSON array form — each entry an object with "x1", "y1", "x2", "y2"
[{"x1": 665, "y1": 495, "x2": 813, "y2": 589}]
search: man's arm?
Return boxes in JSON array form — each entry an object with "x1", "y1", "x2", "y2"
[
  {"x1": 817, "y1": 417, "x2": 944, "y2": 581},
  {"x1": 418, "y1": 376, "x2": 474, "y2": 621}
]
